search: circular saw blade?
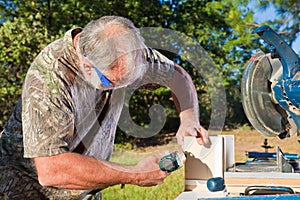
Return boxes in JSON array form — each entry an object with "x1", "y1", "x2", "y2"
[{"x1": 241, "y1": 51, "x2": 292, "y2": 138}]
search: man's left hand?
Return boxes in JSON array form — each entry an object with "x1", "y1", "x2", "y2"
[{"x1": 176, "y1": 108, "x2": 210, "y2": 146}]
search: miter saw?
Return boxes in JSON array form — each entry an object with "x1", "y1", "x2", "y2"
[
  {"x1": 175, "y1": 26, "x2": 300, "y2": 200},
  {"x1": 242, "y1": 25, "x2": 300, "y2": 139}
]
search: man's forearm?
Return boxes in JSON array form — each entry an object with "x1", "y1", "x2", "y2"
[
  {"x1": 169, "y1": 63, "x2": 199, "y2": 117},
  {"x1": 144, "y1": 48, "x2": 198, "y2": 115},
  {"x1": 34, "y1": 152, "x2": 161, "y2": 190}
]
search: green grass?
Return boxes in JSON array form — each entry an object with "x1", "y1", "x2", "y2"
[
  {"x1": 102, "y1": 169, "x2": 184, "y2": 200},
  {"x1": 102, "y1": 147, "x2": 185, "y2": 200}
]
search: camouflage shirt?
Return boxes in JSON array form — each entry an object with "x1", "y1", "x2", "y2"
[{"x1": 0, "y1": 28, "x2": 176, "y2": 199}]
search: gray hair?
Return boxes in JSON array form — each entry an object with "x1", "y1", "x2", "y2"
[{"x1": 79, "y1": 16, "x2": 146, "y2": 87}]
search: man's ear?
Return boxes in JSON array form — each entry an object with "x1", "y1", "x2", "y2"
[
  {"x1": 71, "y1": 28, "x2": 83, "y2": 40},
  {"x1": 71, "y1": 28, "x2": 82, "y2": 49}
]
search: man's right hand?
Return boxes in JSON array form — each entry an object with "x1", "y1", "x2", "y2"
[{"x1": 133, "y1": 154, "x2": 170, "y2": 186}]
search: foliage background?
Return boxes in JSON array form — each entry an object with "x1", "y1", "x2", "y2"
[{"x1": 0, "y1": 0, "x2": 298, "y2": 144}]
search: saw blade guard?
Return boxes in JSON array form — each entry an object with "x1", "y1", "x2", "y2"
[{"x1": 241, "y1": 50, "x2": 298, "y2": 138}]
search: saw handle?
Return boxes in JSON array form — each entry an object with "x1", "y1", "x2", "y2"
[{"x1": 253, "y1": 25, "x2": 300, "y2": 79}]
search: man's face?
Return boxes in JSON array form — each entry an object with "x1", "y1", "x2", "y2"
[
  {"x1": 77, "y1": 24, "x2": 144, "y2": 89},
  {"x1": 81, "y1": 54, "x2": 127, "y2": 88}
]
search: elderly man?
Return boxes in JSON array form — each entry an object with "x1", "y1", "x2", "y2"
[{"x1": 0, "y1": 16, "x2": 209, "y2": 199}]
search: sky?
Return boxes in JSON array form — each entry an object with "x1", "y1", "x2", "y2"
[{"x1": 250, "y1": 1, "x2": 300, "y2": 53}]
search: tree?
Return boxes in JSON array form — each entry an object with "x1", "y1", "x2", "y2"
[
  {"x1": 0, "y1": 11, "x2": 56, "y2": 127},
  {"x1": 0, "y1": 0, "x2": 258, "y2": 140},
  {"x1": 255, "y1": 0, "x2": 300, "y2": 49},
  {"x1": 156, "y1": 0, "x2": 257, "y2": 128}
]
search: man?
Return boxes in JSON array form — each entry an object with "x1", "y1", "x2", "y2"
[{"x1": 0, "y1": 16, "x2": 209, "y2": 199}]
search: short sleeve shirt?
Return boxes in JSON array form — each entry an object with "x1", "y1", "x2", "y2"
[
  {"x1": 1, "y1": 27, "x2": 177, "y2": 198},
  {"x1": 22, "y1": 29, "x2": 83, "y2": 158},
  {"x1": 5, "y1": 29, "x2": 176, "y2": 163}
]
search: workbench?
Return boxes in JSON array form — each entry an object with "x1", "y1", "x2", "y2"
[{"x1": 176, "y1": 136, "x2": 300, "y2": 199}]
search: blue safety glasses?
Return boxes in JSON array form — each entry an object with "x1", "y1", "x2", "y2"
[
  {"x1": 84, "y1": 54, "x2": 113, "y2": 87},
  {"x1": 92, "y1": 66, "x2": 113, "y2": 87}
]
